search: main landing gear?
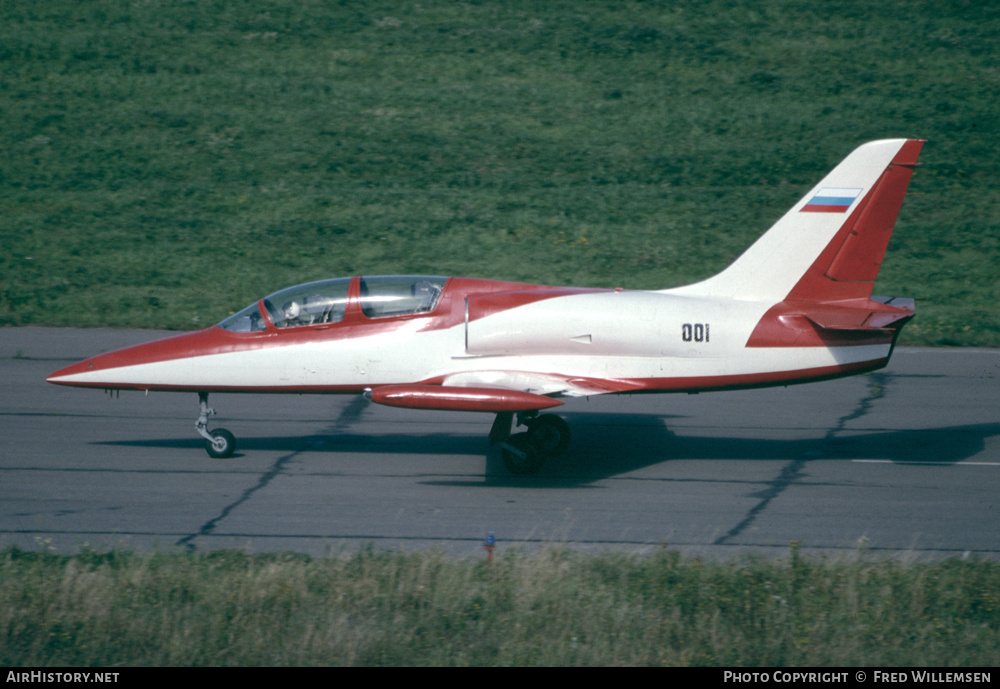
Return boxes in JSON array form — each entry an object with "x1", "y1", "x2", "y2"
[
  {"x1": 196, "y1": 392, "x2": 236, "y2": 459},
  {"x1": 490, "y1": 410, "x2": 571, "y2": 475}
]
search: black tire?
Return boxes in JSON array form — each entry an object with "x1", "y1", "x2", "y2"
[
  {"x1": 501, "y1": 433, "x2": 546, "y2": 475},
  {"x1": 205, "y1": 428, "x2": 236, "y2": 459},
  {"x1": 527, "y1": 414, "x2": 571, "y2": 457}
]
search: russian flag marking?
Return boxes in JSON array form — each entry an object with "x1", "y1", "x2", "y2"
[{"x1": 801, "y1": 187, "x2": 863, "y2": 213}]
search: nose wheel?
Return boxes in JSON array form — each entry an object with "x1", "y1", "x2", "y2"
[
  {"x1": 196, "y1": 393, "x2": 236, "y2": 458},
  {"x1": 205, "y1": 428, "x2": 236, "y2": 459}
]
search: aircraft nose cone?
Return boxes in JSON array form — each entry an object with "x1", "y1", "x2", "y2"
[
  {"x1": 47, "y1": 359, "x2": 97, "y2": 385},
  {"x1": 45, "y1": 328, "x2": 230, "y2": 389}
]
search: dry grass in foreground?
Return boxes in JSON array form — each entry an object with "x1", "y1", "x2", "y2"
[{"x1": 2, "y1": 545, "x2": 999, "y2": 666}]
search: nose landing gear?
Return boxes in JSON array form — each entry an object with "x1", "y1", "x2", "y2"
[
  {"x1": 196, "y1": 392, "x2": 236, "y2": 459},
  {"x1": 491, "y1": 411, "x2": 571, "y2": 475}
]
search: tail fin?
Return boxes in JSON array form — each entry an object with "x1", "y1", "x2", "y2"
[{"x1": 671, "y1": 139, "x2": 924, "y2": 303}]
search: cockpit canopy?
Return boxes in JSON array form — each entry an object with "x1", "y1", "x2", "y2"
[{"x1": 217, "y1": 276, "x2": 447, "y2": 333}]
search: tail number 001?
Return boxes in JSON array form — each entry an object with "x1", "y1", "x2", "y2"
[{"x1": 682, "y1": 323, "x2": 710, "y2": 343}]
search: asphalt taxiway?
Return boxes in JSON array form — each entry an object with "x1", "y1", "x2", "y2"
[{"x1": 2, "y1": 327, "x2": 999, "y2": 559}]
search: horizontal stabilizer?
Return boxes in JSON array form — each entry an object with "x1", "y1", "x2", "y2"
[
  {"x1": 801, "y1": 297, "x2": 915, "y2": 331},
  {"x1": 367, "y1": 385, "x2": 563, "y2": 412},
  {"x1": 749, "y1": 296, "x2": 914, "y2": 347},
  {"x1": 864, "y1": 297, "x2": 916, "y2": 329}
]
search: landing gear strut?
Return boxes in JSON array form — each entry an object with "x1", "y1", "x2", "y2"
[
  {"x1": 196, "y1": 392, "x2": 236, "y2": 459},
  {"x1": 491, "y1": 411, "x2": 571, "y2": 475}
]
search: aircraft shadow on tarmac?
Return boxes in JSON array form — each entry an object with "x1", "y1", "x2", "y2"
[{"x1": 94, "y1": 413, "x2": 1000, "y2": 486}]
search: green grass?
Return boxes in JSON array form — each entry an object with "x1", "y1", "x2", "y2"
[
  {"x1": 3, "y1": 545, "x2": 999, "y2": 667},
  {"x1": 2, "y1": 0, "x2": 999, "y2": 344}
]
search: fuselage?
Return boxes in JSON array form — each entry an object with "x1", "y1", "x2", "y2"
[{"x1": 46, "y1": 274, "x2": 903, "y2": 397}]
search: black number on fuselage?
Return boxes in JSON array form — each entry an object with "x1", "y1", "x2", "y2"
[{"x1": 682, "y1": 323, "x2": 710, "y2": 343}]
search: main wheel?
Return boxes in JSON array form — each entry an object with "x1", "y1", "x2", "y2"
[
  {"x1": 205, "y1": 428, "x2": 236, "y2": 459},
  {"x1": 527, "y1": 414, "x2": 571, "y2": 457},
  {"x1": 501, "y1": 433, "x2": 545, "y2": 475}
]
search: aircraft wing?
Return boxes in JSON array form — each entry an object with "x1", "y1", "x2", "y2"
[{"x1": 366, "y1": 371, "x2": 644, "y2": 412}]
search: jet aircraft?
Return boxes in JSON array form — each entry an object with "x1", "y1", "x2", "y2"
[{"x1": 48, "y1": 139, "x2": 924, "y2": 474}]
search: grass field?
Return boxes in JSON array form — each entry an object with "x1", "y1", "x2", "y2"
[
  {"x1": 2, "y1": 0, "x2": 998, "y2": 344},
  {"x1": 4, "y1": 545, "x2": 1000, "y2": 667}
]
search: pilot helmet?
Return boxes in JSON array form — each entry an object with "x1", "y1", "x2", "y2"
[{"x1": 282, "y1": 301, "x2": 301, "y2": 320}]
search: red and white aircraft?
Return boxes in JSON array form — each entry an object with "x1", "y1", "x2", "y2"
[{"x1": 49, "y1": 139, "x2": 923, "y2": 474}]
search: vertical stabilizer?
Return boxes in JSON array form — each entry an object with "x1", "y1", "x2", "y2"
[{"x1": 669, "y1": 139, "x2": 924, "y2": 303}]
